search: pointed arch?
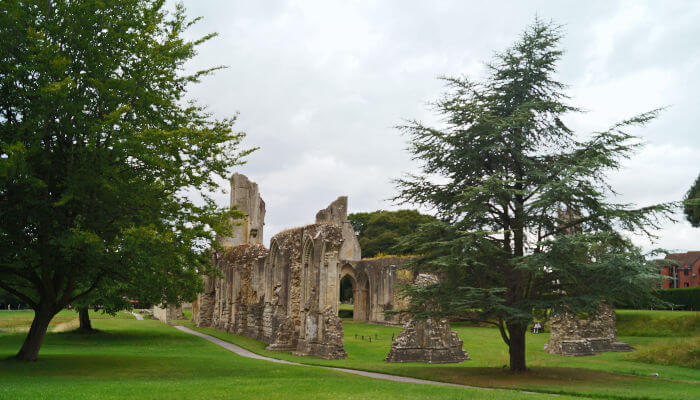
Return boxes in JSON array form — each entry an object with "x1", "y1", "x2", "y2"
[{"x1": 339, "y1": 263, "x2": 370, "y2": 321}]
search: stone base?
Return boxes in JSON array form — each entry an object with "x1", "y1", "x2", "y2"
[
  {"x1": 544, "y1": 339, "x2": 595, "y2": 356},
  {"x1": 267, "y1": 317, "x2": 297, "y2": 351},
  {"x1": 293, "y1": 308, "x2": 348, "y2": 360},
  {"x1": 385, "y1": 318, "x2": 468, "y2": 364},
  {"x1": 544, "y1": 338, "x2": 633, "y2": 356},
  {"x1": 266, "y1": 343, "x2": 296, "y2": 351},
  {"x1": 610, "y1": 341, "x2": 633, "y2": 352},
  {"x1": 292, "y1": 344, "x2": 347, "y2": 360},
  {"x1": 386, "y1": 347, "x2": 468, "y2": 364}
]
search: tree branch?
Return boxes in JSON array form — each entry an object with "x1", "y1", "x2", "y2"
[{"x1": 0, "y1": 281, "x2": 37, "y2": 309}]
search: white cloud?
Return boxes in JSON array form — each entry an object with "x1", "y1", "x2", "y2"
[{"x1": 177, "y1": 0, "x2": 700, "y2": 252}]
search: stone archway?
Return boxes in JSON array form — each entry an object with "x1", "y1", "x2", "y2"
[{"x1": 339, "y1": 264, "x2": 370, "y2": 322}]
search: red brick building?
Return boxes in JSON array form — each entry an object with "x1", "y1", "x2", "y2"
[{"x1": 662, "y1": 251, "x2": 700, "y2": 289}]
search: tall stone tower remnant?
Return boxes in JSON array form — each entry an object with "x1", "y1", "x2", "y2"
[
  {"x1": 193, "y1": 173, "x2": 414, "y2": 360},
  {"x1": 220, "y1": 173, "x2": 265, "y2": 247}
]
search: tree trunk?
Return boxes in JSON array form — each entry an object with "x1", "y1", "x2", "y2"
[
  {"x1": 16, "y1": 306, "x2": 55, "y2": 361},
  {"x1": 507, "y1": 322, "x2": 527, "y2": 372},
  {"x1": 78, "y1": 307, "x2": 93, "y2": 331}
]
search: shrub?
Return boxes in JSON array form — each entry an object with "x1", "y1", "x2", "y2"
[{"x1": 656, "y1": 287, "x2": 700, "y2": 310}]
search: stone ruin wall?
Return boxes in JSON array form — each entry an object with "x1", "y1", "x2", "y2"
[
  {"x1": 341, "y1": 256, "x2": 415, "y2": 325},
  {"x1": 385, "y1": 273, "x2": 469, "y2": 364},
  {"x1": 190, "y1": 173, "x2": 631, "y2": 363},
  {"x1": 153, "y1": 304, "x2": 184, "y2": 323},
  {"x1": 192, "y1": 173, "x2": 412, "y2": 360},
  {"x1": 544, "y1": 303, "x2": 632, "y2": 356}
]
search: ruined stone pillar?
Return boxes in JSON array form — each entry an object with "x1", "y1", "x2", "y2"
[
  {"x1": 385, "y1": 273, "x2": 468, "y2": 363},
  {"x1": 385, "y1": 318, "x2": 469, "y2": 363},
  {"x1": 544, "y1": 303, "x2": 632, "y2": 356}
]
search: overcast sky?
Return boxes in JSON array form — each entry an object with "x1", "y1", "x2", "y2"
[{"x1": 177, "y1": 0, "x2": 699, "y2": 253}]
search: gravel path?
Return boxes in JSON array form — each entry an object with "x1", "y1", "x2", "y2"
[
  {"x1": 172, "y1": 324, "x2": 480, "y2": 389},
  {"x1": 131, "y1": 312, "x2": 144, "y2": 320}
]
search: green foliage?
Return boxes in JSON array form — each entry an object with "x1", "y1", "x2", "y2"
[
  {"x1": 348, "y1": 210, "x2": 436, "y2": 258},
  {"x1": 0, "y1": 289, "x2": 24, "y2": 308},
  {"x1": 684, "y1": 174, "x2": 700, "y2": 227},
  {"x1": 654, "y1": 287, "x2": 700, "y2": 311},
  {"x1": 392, "y1": 18, "x2": 672, "y2": 371},
  {"x1": 0, "y1": 0, "x2": 251, "y2": 359}
]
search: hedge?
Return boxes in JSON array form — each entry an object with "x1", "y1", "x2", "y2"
[{"x1": 655, "y1": 287, "x2": 700, "y2": 311}]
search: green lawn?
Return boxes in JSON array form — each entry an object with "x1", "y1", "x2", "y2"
[
  {"x1": 616, "y1": 309, "x2": 699, "y2": 337},
  {"x1": 0, "y1": 314, "x2": 577, "y2": 400},
  {"x1": 0, "y1": 309, "x2": 135, "y2": 333},
  {"x1": 0, "y1": 310, "x2": 77, "y2": 332},
  {"x1": 178, "y1": 312, "x2": 700, "y2": 400}
]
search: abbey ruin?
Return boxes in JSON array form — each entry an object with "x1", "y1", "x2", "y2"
[
  {"x1": 183, "y1": 174, "x2": 633, "y2": 363},
  {"x1": 544, "y1": 303, "x2": 632, "y2": 356},
  {"x1": 191, "y1": 173, "x2": 447, "y2": 360}
]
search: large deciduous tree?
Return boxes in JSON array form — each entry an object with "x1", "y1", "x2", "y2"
[
  {"x1": 394, "y1": 19, "x2": 672, "y2": 372},
  {"x1": 684, "y1": 174, "x2": 700, "y2": 227},
  {"x1": 0, "y1": 0, "x2": 250, "y2": 360},
  {"x1": 348, "y1": 210, "x2": 436, "y2": 258}
]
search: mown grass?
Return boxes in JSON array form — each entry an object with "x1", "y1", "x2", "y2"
[
  {"x1": 616, "y1": 309, "x2": 699, "y2": 337},
  {"x1": 0, "y1": 316, "x2": 575, "y2": 400},
  {"x1": 178, "y1": 314, "x2": 700, "y2": 400},
  {"x1": 0, "y1": 310, "x2": 77, "y2": 332},
  {"x1": 626, "y1": 336, "x2": 700, "y2": 368},
  {"x1": 0, "y1": 309, "x2": 136, "y2": 334}
]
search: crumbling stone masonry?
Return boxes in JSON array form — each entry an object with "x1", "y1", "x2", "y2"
[
  {"x1": 544, "y1": 303, "x2": 632, "y2": 356},
  {"x1": 153, "y1": 304, "x2": 184, "y2": 323},
  {"x1": 192, "y1": 174, "x2": 413, "y2": 359},
  {"x1": 385, "y1": 318, "x2": 468, "y2": 363},
  {"x1": 386, "y1": 273, "x2": 468, "y2": 363}
]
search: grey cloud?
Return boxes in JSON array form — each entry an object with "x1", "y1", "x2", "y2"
[{"x1": 177, "y1": 0, "x2": 699, "y2": 252}]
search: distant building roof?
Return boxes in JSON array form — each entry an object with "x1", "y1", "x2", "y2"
[{"x1": 665, "y1": 251, "x2": 700, "y2": 267}]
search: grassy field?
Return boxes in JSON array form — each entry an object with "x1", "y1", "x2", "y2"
[
  {"x1": 0, "y1": 310, "x2": 78, "y2": 332},
  {"x1": 616, "y1": 309, "x2": 699, "y2": 337},
  {"x1": 0, "y1": 315, "x2": 577, "y2": 400},
  {"x1": 177, "y1": 310, "x2": 700, "y2": 400},
  {"x1": 0, "y1": 309, "x2": 136, "y2": 333}
]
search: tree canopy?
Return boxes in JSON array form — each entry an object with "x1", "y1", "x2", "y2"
[
  {"x1": 348, "y1": 209, "x2": 436, "y2": 258},
  {"x1": 393, "y1": 19, "x2": 671, "y2": 372},
  {"x1": 0, "y1": 0, "x2": 250, "y2": 360},
  {"x1": 684, "y1": 174, "x2": 700, "y2": 227}
]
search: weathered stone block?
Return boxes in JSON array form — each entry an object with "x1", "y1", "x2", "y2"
[
  {"x1": 386, "y1": 318, "x2": 468, "y2": 364},
  {"x1": 544, "y1": 303, "x2": 632, "y2": 356}
]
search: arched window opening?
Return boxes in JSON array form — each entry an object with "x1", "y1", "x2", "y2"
[{"x1": 339, "y1": 274, "x2": 355, "y2": 319}]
